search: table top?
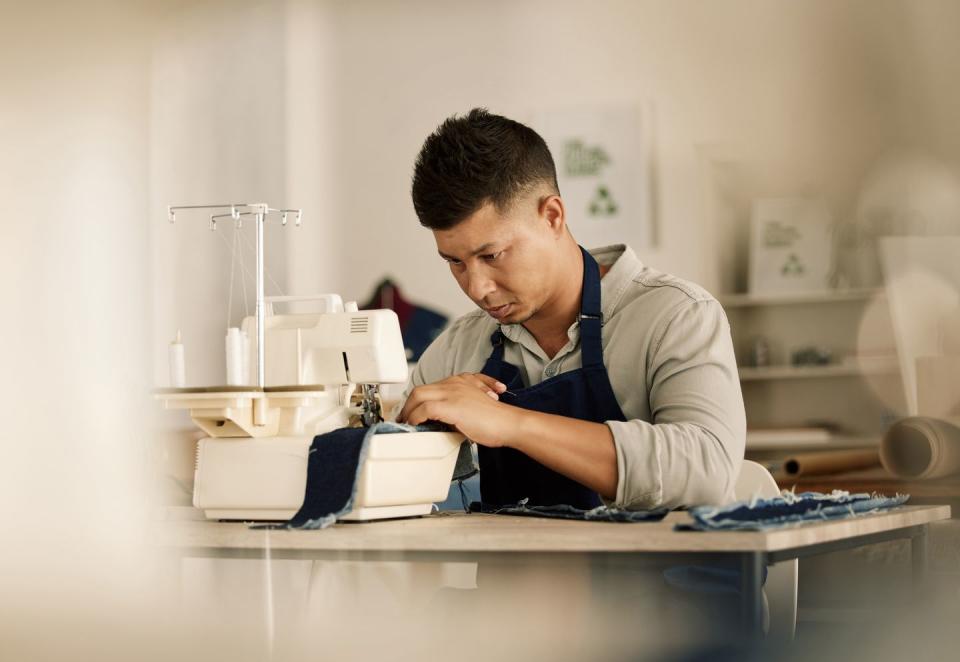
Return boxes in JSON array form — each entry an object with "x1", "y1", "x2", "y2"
[{"x1": 155, "y1": 505, "x2": 950, "y2": 555}]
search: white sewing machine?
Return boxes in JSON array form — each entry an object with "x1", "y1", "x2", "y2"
[{"x1": 156, "y1": 204, "x2": 463, "y2": 522}]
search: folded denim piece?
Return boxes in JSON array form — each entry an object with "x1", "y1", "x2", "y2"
[
  {"x1": 452, "y1": 440, "x2": 478, "y2": 482},
  {"x1": 677, "y1": 489, "x2": 910, "y2": 532},
  {"x1": 253, "y1": 421, "x2": 445, "y2": 531},
  {"x1": 472, "y1": 497, "x2": 669, "y2": 522}
]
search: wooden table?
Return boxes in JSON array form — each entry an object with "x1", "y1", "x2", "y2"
[{"x1": 155, "y1": 505, "x2": 951, "y2": 638}]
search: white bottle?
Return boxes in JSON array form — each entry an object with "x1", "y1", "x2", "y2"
[
  {"x1": 169, "y1": 330, "x2": 186, "y2": 388},
  {"x1": 225, "y1": 327, "x2": 244, "y2": 386}
]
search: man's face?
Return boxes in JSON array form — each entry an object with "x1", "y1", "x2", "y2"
[{"x1": 433, "y1": 192, "x2": 563, "y2": 326}]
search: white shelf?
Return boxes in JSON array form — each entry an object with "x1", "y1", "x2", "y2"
[
  {"x1": 739, "y1": 358, "x2": 899, "y2": 381},
  {"x1": 719, "y1": 288, "x2": 884, "y2": 308},
  {"x1": 746, "y1": 435, "x2": 880, "y2": 451}
]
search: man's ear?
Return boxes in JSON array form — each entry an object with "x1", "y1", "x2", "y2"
[{"x1": 539, "y1": 195, "x2": 566, "y2": 237}]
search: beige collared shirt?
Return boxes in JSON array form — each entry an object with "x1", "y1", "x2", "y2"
[{"x1": 397, "y1": 244, "x2": 746, "y2": 510}]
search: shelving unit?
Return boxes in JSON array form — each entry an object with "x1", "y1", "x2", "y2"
[
  {"x1": 738, "y1": 357, "x2": 899, "y2": 381},
  {"x1": 694, "y1": 147, "x2": 909, "y2": 458},
  {"x1": 719, "y1": 288, "x2": 883, "y2": 308},
  {"x1": 722, "y1": 288, "x2": 907, "y2": 453},
  {"x1": 745, "y1": 433, "x2": 880, "y2": 452}
]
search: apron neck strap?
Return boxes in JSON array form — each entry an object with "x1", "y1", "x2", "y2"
[
  {"x1": 577, "y1": 247, "x2": 604, "y2": 367},
  {"x1": 489, "y1": 330, "x2": 507, "y2": 361},
  {"x1": 487, "y1": 247, "x2": 604, "y2": 366}
]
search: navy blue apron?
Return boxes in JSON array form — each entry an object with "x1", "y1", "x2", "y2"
[{"x1": 477, "y1": 246, "x2": 626, "y2": 509}]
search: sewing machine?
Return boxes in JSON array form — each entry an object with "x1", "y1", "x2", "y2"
[{"x1": 156, "y1": 204, "x2": 464, "y2": 522}]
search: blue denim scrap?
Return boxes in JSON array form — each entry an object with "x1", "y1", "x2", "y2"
[
  {"x1": 676, "y1": 489, "x2": 910, "y2": 532},
  {"x1": 252, "y1": 421, "x2": 449, "y2": 531},
  {"x1": 473, "y1": 497, "x2": 669, "y2": 522},
  {"x1": 452, "y1": 440, "x2": 479, "y2": 482}
]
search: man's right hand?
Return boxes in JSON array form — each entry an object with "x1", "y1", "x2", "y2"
[{"x1": 396, "y1": 372, "x2": 507, "y2": 424}]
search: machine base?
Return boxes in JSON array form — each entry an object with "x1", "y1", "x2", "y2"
[
  {"x1": 205, "y1": 509, "x2": 296, "y2": 521},
  {"x1": 202, "y1": 502, "x2": 433, "y2": 523}
]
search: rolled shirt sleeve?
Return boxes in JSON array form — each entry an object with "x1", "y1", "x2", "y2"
[{"x1": 605, "y1": 299, "x2": 746, "y2": 510}]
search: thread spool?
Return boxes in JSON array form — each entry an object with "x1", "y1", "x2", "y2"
[
  {"x1": 241, "y1": 329, "x2": 251, "y2": 385},
  {"x1": 226, "y1": 327, "x2": 244, "y2": 386}
]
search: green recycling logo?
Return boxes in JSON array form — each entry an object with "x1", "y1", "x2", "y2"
[
  {"x1": 781, "y1": 253, "x2": 805, "y2": 276},
  {"x1": 588, "y1": 185, "x2": 618, "y2": 217}
]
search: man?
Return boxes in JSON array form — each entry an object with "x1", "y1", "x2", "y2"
[{"x1": 397, "y1": 108, "x2": 745, "y2": 511}]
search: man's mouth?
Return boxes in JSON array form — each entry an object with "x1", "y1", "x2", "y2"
[{"x1": 484, "y1": 303, "x2": 513, "y2": 320}]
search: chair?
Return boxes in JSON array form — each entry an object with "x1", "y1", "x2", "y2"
[{"x1": 734, "y1": 460, "x2": 798, "y2": 641}]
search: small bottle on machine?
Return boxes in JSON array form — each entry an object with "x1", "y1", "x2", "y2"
[{"x1": 169, "y1": 330, "x2": 186, "y2": 388}]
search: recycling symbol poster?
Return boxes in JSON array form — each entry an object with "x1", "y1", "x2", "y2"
[
  {"x1": 748, "y1": 197, "x2": 833, "y2": 295},
  {"x1": 534, "y1": 105, "x2": 652, "y2": 249}
]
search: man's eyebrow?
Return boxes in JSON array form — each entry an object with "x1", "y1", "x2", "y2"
[{"x1": 438, "y1": 242, "x2": 497, "y2": 261}]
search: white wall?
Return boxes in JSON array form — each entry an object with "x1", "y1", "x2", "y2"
[
  {"x1": 0, "y1": 0, "x2": 156, "y2": 620},
  {"x1": 880, "y1": 0, "x2": 960, "y2": 156},
  {"x1": 304, "y1": 0, "x2": 914, "y2": 316},
  {"x1": 284, "y1": 0, "x2": 342, "y2": 307},
  {"x1": 3, "y1": 1, "x2": 959, "y2": 654},
  {"x1": 150, "y1": 0, "x2": 960, "y2": 360},
  {"x1": 4, "y1": 0, "x2": 956, "y2": 513},
  {"x1": 150, "y1": 0, "x2": 290, "y2": 387}
]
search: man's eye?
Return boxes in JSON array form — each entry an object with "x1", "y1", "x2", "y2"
[{"x1": 482, "y1": 251, "x2": 503, "y2": 261}]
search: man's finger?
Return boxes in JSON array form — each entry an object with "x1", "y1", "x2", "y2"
[
  {"x1": 397, "y1": 383, "x2": 445, "y2": 422},
  {"x1": 405, "y1": 400, "x2": 447, "y2": 427},
  {"x1": 462, "y1": 376, "x2": 501, "y2": 398},
  {"x1": 470, "y1": 373, "x2": 508, "y2": 393},
  {"x1": 453, "y1": 373, "x2": 506, "y2": 395},
  {"x1": 398, "y1": 375, "x2": 503, "y2": 423}
]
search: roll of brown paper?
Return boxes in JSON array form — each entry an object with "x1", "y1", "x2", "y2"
[
  {"x1": 782, "y1": 450, "x2": 881, "y2": 477},
  {"x1": 881, "y1": 417, "x2": 960, "y2": 479}
]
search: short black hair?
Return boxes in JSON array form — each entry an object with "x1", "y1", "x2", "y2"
[{"x1": 411, "y1": 108, "x2": 559, "y2": 230}]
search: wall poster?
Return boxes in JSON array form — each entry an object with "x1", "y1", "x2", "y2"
[{"x1": 534, "y1": 105, "x2": 654, "y2": 249}]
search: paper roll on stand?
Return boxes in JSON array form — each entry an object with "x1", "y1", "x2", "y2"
[
  {"x1": 881, "y1": 417, "x2": 960, "y2": 479},
  {"x1": 782, "y1": 449, "x2": 881, "y2": 478}
]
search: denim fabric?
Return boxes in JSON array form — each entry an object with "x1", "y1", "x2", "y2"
[
  {"x1": 437, "y1": 443, "x2": 480, "y2": 512},
  {"x1": 452, "y1": 441, "x2": 479, "y2": 482},
  {"x1": 677, "y1": 489, "x2": 910, "y2": 532},
  {"x1": 253, "y1": 422, "x2": 442, "y2": 530},
  {"x1": 472, "y1": 497, "x2": 669, "y2": 522},
  {"x1": 436, "y1": 474, "x2": 481, "y2": 512}
]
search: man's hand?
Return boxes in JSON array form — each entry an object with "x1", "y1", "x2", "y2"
[
  {"x1": 398, "y1": 372, "x2": 618, "y2": 499},
  {"x1": 397, "y1": 373, "x2": 518, "y2": 446}
]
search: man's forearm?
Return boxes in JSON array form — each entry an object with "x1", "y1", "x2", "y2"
[{"x1": 505, "y1": 409, "x2": 619, "y2": 501}]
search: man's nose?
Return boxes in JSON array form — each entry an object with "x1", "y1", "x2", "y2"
[{"x1": 464, "y1": 268, "x2": 496, "y2": 302}]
